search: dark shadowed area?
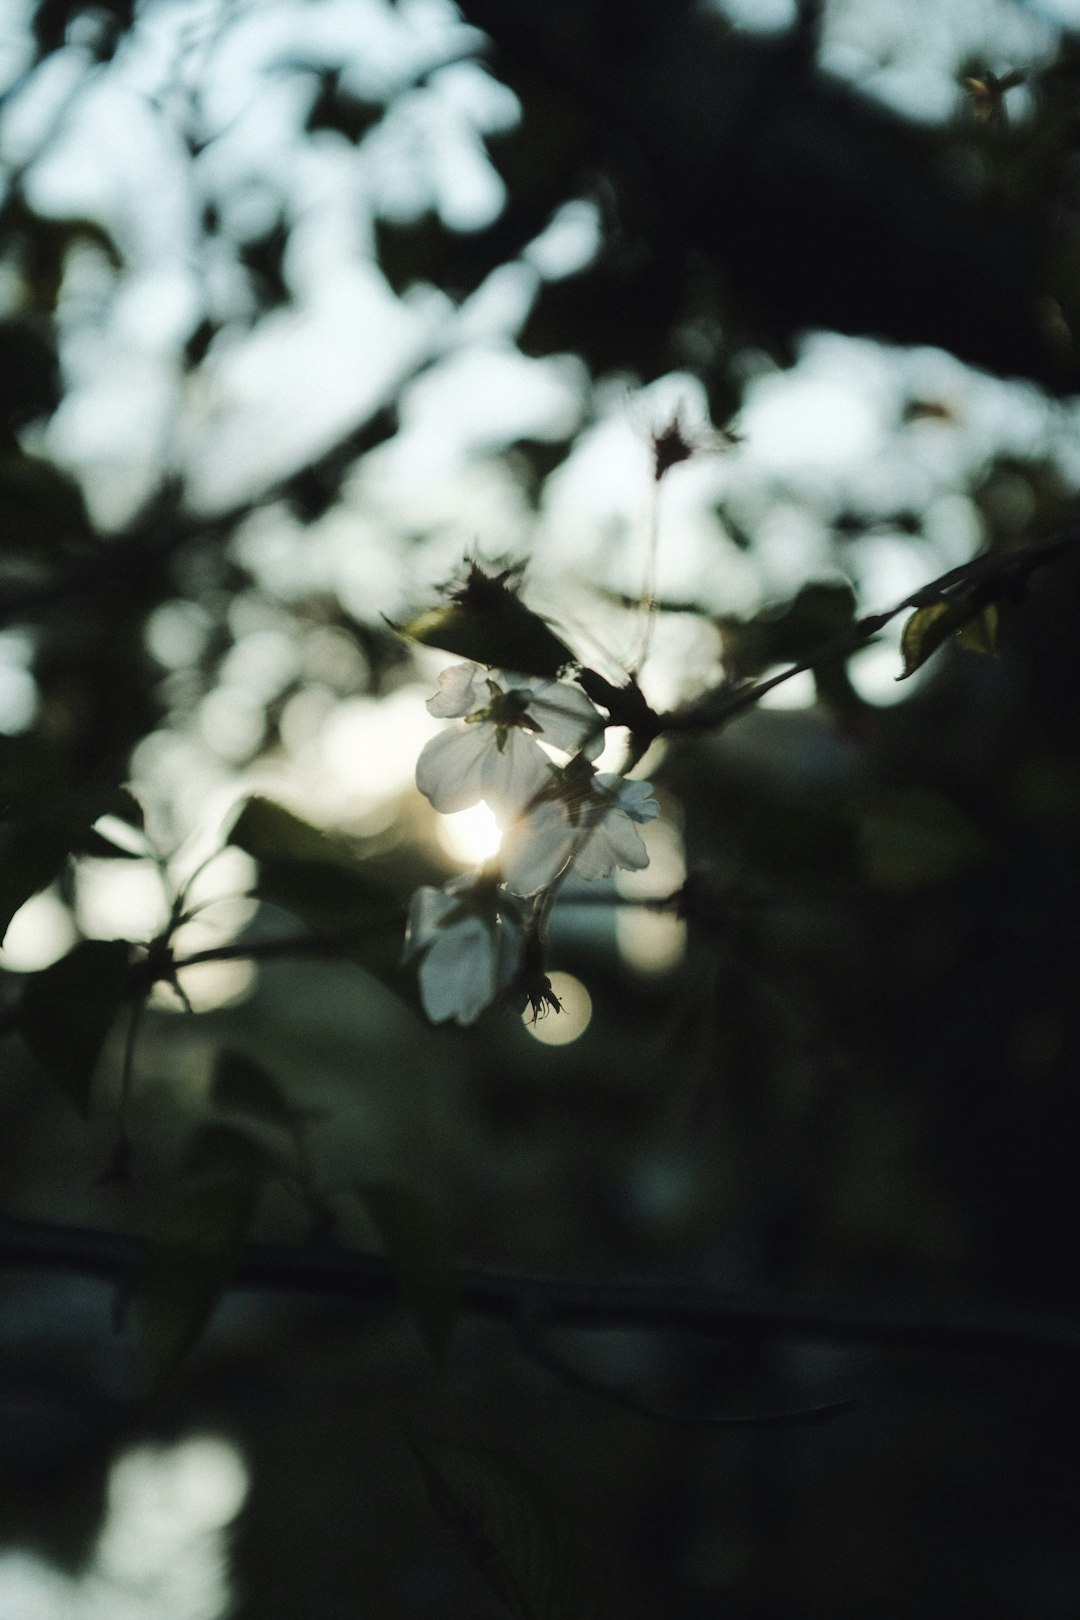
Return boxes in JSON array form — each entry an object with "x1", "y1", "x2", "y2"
[{"x1": 4, "y1": 1, "x2": 1080, "y2": 1616}]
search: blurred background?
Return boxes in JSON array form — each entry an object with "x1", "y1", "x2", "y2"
[{"x1": 4, "y1": 0, "x2": 1080, "y2": 1614}]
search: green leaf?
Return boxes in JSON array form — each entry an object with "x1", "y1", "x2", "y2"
[
  {"x1": 135, "y1": 1124, "x2": 276, "y2": 1392},
  {"x1": 899, "y1": 596, "x2": 999, "y2": 679},
  {"x1": 17, "y1": 939, "x2": 130, "y2": 1114},
  {"x1": 355, "y1": 1181, "x2": 458, "y2": 1361},
  {"x1": 956, "y1": 601, "x2": 999, "y2": 657},
  {"x1": 409, "y1": 1435, "x2": 589, "y2": 1620},
  {"x1": 898, "y1": 599, "x2": 958, "y2": 678},
  {"x1": 399, "y1": 565, "x2": 575, "y2": 681}
]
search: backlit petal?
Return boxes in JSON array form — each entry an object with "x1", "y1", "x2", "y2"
[{"x1": 426, "y1": 662, "x2": 487, "y2": 718}]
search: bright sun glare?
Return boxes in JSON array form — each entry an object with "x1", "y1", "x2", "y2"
[{"x1": 436, "y1": 801, "x2": 503, "y2": 865}]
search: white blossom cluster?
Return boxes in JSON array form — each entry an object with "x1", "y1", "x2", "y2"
[{"x1": 405, "y1": 662, "x2": 659, "y2": 1025}]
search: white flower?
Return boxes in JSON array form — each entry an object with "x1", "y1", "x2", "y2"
[
  {"x1": 416, "y1": 723, "x2": 552, "y2": 817},
  {"x1": 403, "y1": 878, "x2": 524, "y2": 1025},
  {"x1": 500, "y1": 774, "x2": 661, "y2": 896},
  {"x1": 416, "y1": 663, "x2": 604, "y2": 820}
]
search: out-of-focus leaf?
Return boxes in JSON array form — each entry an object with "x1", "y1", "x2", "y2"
[
  {"x1": 857, "y1": 788, "x2": 992, "y2": 891},
  {"x1": 0, "y1": 822, "x2": 77, "y2": 942},
  {"x1": 211, "y1": 1048, "x2": 297, "y2": 1133},
  {"x1": 409, "y1": 1435, "x2": 589, "y2": 1620},
  {"x1": 16, "y1": 939, "x2": 130, "y2": 1114},
  {"x1": 0, "y1": 784, "x2": 145, "y2": 938},
  {"x1": 231, "y1": 795, "x2": 356, "y2": 868},
  {"x1": 0, "y1": 444, "x2": 92, "y2": 551},
  {"x1": 399, "y1": 565, "x2": 575, "y2": 681},
  {"x1": 228, "y1": 796, "x2": 406, "y2": 985},
  {"x1": 135, "y1": 1124, "x2": 277, "y2": 1392},
  {"x1": 718, "y1": 581, "x2": 857, "y2": 683},
  {"x1": 355, "y1": 1181, "x2": 458, "y2": 1360}
]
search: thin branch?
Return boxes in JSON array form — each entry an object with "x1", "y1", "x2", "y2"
[
  {"x1": 4, "y1": 1208, "x2": 1080, "y2": 1363},
  {"x1": 659, "y1": 527, "x2": 1080, "y2": 737}
]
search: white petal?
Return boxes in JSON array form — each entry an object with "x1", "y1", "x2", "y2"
[
  {"x1": 416, "y1": 725, "x2": 497, "y2": 812},
  {"x1": 402, "y1": 884, "x2": 457, "y2": 959},
  {"x1": 573, "y1": 811, "x2": 649, "y2": 880},
  {"x1": 501, "y1": 800, "x2": 576, "y2": 896},
  {"x1": 419, "y1": 916, "x2": 497, "y2": 1024},
  {"x1": 597, "y1": 774, "x2": 660, "y2": 822},
  {"x1": 528, "y1": 681, "x2": 604, "y2": 758},
  {"x1": 476, "y1": 726, "x2": 553, "y2": 817},
  {"x1": 426, "y1": 662, "x2": 487, "y2": 718}
]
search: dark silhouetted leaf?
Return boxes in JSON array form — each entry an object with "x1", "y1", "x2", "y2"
[
  {"x1": 1, "y1": 785, "x2": 145, "y2": 938},
  {"x1": 399, "y1": 565, "x2": 575, "y2": 680},
  {"x1": 231, "y1": 795, "x2": 356, "y2": 868},
  {"x1": 0, "y1": 822, "x2": 79, "y2": 942},
  {"x1": 17, "y1": 938, "x2": 130, "y2": 1113},
  {"x1": 409, "y1": 1435, "x2": 589, "y2": 1620},
  {"x1": 718, "y1": 581, "x2": 858, "y2": 683},
  {"x1": 228, "y1": 796, "x2": 405, "y2": 982},
  {"x1": 356, "y1": 1181, "x2": 458, "y2": 1360},
  {"x1": 135, "y1": 1124, "x2": 277, "y2": 1391}
]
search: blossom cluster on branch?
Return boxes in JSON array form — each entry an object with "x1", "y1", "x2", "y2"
[{"x1": 405, "y1": 660, "x2": 659, "y2": 1025}]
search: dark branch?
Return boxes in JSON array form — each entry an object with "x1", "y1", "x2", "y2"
[
  {"x1": 659, "y1": 527, "x2": 1080, "y2": 737},
  {"x1": 514, "y1": 1304, "x2": 858, "y2": 1427},
  {"x1": 4, "y1": 1210, "x2": 1080, "y2": 1363}
]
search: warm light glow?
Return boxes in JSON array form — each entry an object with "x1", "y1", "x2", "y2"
[
  {"x1": 436, "y1": 801, "x2": 503, "y2": 865},
  {"x1": 524, "y1": 971, "x2": 592, "y2": 1045},
  {"x1": 615, "y1": 817, "x2": 687, "y2": 974}
]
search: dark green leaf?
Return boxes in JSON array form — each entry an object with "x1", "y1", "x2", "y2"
[
  {"x1": 230, "y1": 795, "x2": 356, "y2": 866},
  {"x1": 399, "y1": 566, "x2": 575, "y2": 681},
  {"x1": 956, "y1": 601, "x2": 999, "y2": 656},
  {"x1": 135, "y1": 1124, "x2": 276, "y2": 1391},
  {"x1": 356, "y1": 1181, "x2": 458, "y2": 1360},
  {"x1": 898, "y1": 599, "x2": 957, "y2": 678},
  {"x1": 899, "y1": 595, "x2": 999, "y2": 679},
  {"x1": 409, "y1": 1435, "x2": 588, "y2": 1620},
  {"x1": 0, "y1": 785, "x2": 145, "y2": 937},
  {"x1": 17, "y1": 939, "x2": 130, "y2": 1114}
]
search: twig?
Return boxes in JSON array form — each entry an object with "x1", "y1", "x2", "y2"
[
  {"x1": 3, "y1": 1208, "x2": 1080, "y2": 1363},
  {"x1": 514, "y1": 1303, "x2": 857, "y2": 1427},
  {"x1": 659, "y1": 527, "x2": 1080, "y2": 737}
]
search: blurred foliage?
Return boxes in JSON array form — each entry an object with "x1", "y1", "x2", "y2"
[{"x1": 4, "y1": 2, "x2": 1080, "y2": 1618}]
